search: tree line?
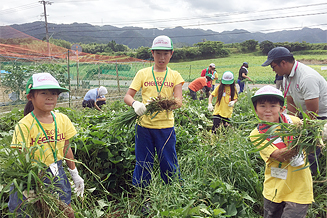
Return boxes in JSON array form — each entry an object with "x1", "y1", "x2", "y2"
[{"x1": 49, "y1": 38, "x2": 327, "y2": 62}]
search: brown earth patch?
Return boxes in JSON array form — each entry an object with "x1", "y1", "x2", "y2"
[{"x1": 297, "y1": 59, "x2": 327, "y2": 65}]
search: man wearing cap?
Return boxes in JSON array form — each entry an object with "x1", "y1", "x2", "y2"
[
  {"x1": 237, "y1": 62, "x2": 252, "y2": 94},
  {"x1": 124, "y1": 35, "x2": 184, "y2": 189},
  {"x1": 200, "y1": 63, "x2": 216, "y2": 99},
  {"x1": 82, "y1": 86, "x2": 108, "y2": 111},
  {"x1": 262, "y1": 46, "x2": 327, "y2": 175}
]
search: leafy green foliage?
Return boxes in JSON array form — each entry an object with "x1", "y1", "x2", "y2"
[
  {"x1": 1, "y1": 63, "x2": 69, "y2": 100},
  {"x1": 0, "y1": 90, "x2": 326, "y2": 217},
  {"x1": 240, "y1": 40, "x2": 258, "y2": 53}
]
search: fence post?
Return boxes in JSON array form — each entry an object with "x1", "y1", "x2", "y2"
[
  {"x1": 189, "y1": 65, "x2": 191, "y2": 82},
  {"x1": 98, "y1": 65, "x2": 101, "y2": 87},
  {"x1": 67, "y1": 50, "x2": 71, "y2": 108},
  {"x1": 116, "y1": 62, "x2": 120, "y2": 94},
  {"x1": 76, "y1": 51, "x2": 79, "y2": 90},
  {"x1": 0, "y1": 62, "x2": 3, "y2": 104}
]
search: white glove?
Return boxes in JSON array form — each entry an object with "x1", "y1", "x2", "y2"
[
  {"x1": 68, "y1": 167, "x2": 84, "y2": 197},
  {"x1": 146, "y1": 97, "x2": 156, "y2": 105},
  {"x1": 290, "y1": 152, "x2": 305, "y2": 167},
  {"x1": 228, "y1": 100, "x2": 236, "y2": 107},
  {"x1": 208, "y1": 103, "x2": 214, "y2": 112},
  {"x1": 322, "y1": 123, "x2": 327, "y2": 141},
  {"x1": 132, "y1": 101, "x2": 146, "y2": 116}
]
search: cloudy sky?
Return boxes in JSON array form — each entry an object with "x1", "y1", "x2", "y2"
[{"x1": 1, "y1": 0, "x2": 327, "y2": 34}]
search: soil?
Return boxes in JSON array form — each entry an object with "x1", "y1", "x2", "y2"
[{"x1": 298, "y1": 59, "x2": 327, "y2": 65}]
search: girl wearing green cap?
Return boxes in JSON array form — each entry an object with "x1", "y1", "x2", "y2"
[
  {"x1": 9, "y1": 73, "x2": 83, "y2": 217},
  {"x1": 208, "y1": 71, "x2": 238, "y2": 133}
]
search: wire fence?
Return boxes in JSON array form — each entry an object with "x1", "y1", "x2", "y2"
[{"x1": 1, "y1": 59, "x2": 327, "y2": 114}]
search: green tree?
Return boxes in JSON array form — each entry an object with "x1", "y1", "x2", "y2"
[
  {"x1": 240, "y1": 40, "x2": 258, "y2": 52},
  {"x1": 259, "y1": 40, "x2": 275, "y2": 55},
  {"x1": 194, "y1": 41, "x2": 225, "y2": 58},
  {"x1": 49, "y1": 39, "x2": 72, "y2": 49},
  {"x1": 135, "y1": 46, "x2": 151, "y2": 60}
]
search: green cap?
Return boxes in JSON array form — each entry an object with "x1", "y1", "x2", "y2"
[
  {"x1": 221, "y1": 71, "x2": 234, "y2": 85},
  {"x1": 26, "y1": 73, "x2": 69, "y2": 94}
]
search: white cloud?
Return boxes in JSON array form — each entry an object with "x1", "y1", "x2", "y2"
[{"x1": 1, "y1": 0, "x2": 327, "y2": 33}]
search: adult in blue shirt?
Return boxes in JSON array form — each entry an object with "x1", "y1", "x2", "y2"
[{"x1": 82, "y1": 86, "x2": 107, "y2": 111}]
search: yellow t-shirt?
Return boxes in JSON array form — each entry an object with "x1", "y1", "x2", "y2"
[
  {"x1": 212, "y1": 72, "x2": 219, "y2": 85},
  {"x1": 129, "y1": 66, "x2": 184, "y2": 129},
  {"x1": 11, "y1": 112, "x2": 77, "y2": 167},
  {"x1": 211, "y1": 84, "x2": 237, "y2": 118},
  {"x1": 250, "y1": 115, "x2": 313, "y2": 204}
]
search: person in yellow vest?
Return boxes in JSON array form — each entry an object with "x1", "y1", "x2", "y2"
[
  {"x1": 124, "y1": 35, "x2": 184, "y2": 188},
  {"x1": 208, "y1": 71, "x2": 238, "y2": 133},
  {"x1": 249, "y1": 85, "x2": 313, "y2": 218}
]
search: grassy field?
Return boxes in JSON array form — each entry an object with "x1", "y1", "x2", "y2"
[
  {"x1": 65, "y1": 52, "x2": 327, "y2": 84},
  {"x1": 168, "y1": 53, "x2": 327, "y2": 83}
]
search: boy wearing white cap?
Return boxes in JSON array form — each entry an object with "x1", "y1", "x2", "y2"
[
  {"x1": 124, "y1": 36, "x2": 184, "y2": 188},
  {"x1": 82, "y1": 86, "x2": 108, "y2": 111},
  {"x1": 250, "y1": 85, "x2": 313, "y2": 218}
]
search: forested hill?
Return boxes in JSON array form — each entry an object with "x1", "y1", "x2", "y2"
[{"x1": 9, "y1": 21, "x2": 327, "y2": 49}]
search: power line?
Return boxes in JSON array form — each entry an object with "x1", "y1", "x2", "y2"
[
  {"x1": 26, "y1": 10, "x2": 327, "y2": 35},
  {"x1": 0, "y1": 3, "x2": 40, "y2": 15},
  {"x1": 2, "y1": 2, "x2": 327, "y2": 29}
]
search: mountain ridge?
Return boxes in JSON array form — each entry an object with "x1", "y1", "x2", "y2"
[{"x1": 8, "y1": 21, "x2": 327, "y2": 49}]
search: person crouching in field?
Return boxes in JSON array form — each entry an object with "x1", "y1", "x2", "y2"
[
  {"x1": 10, "y1": 73, "x2": 84, "y2": 218},
  {"x1": 188, "y1": 74, "x2": 214, "y2": 100},
  {"x1": 82, "y1": 86, "x2": 108, "y2": 112},
  {"x1": 250, "y1": 86, "x2": 313, "y2": 218},
  {"x1": 208, "y1": 71, "x2": 237, "y2": 133}
]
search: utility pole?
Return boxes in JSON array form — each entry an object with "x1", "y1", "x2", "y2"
[{"x1": 39, "y1": 1, "x2": 52, "y2": 43}]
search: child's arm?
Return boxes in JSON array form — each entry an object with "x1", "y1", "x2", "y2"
[
  {"x1": 124, "y1": 88, "x2": 137, "y2": 106},
  {"x1": 64, "y1": 140, "x2": 84, "y2": 197},
  {"x1": 124, "y1": 88, "x2": 146, "y2": 115},
  {"x1": 173, "y1": 83, "x2": 183, "y2": 109},
  {"x1": 64, "y1": 140, "x2": 76, "y2": 170},
  {"x1": 270, "y1": 147, "x2": 298, "y2": 162}
]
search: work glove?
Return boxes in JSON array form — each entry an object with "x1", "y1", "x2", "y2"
[
  {"x1": 290, "y1": 152, "x2": 305, "y2": 167},
  {"x1": 132, "y1": 101, "x2": 146, "y2": 116},
  {"x1": 208, "y1": 103, "x2": 214, "y2": 112},
  {"x1": 323, "y1": 123, "x2": 327, "y2": 141},
  {"x1": 228, "y1": 100, "x2": 236, "y2": 107},
  {"x1": 146, "y1": 97, "x2": 156, "y2": 105},
  {"x1": 68, "y1": 167, "x2": 84, "y2": 197}
]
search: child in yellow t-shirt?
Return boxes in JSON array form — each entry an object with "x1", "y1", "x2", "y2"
[
  {"x1": 249, "y1": 86, "x2": 313, "y2": 218},
  {"x1": 211, "y1": 70, "x2": 218, "y2": 91},
  {"x1": 124, "y1": 36, "x2": 184, "y2": 187},
  {"x1": 9, "y1": 73, "x2": 83, "y2": 218},
  {"x1": 208, "y1": 71, "x2": 238, "y2": 133}
]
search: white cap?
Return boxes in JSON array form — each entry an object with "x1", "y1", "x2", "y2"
[
  {"x1": 98, "y1": 86, "x2": 108, "y2": 96},
  {"x1": 209, "y1": 63, "x2": 215, "y2": 68},
  {"x1": 251, "y1": 85, "x2": 284, "y2": 104},
  {"x1": 221, "y1": 71, "x2": 234, "y2": 84},
  {"x1": 26, "y1": 72, "x2": 69, "y2": 94},
  {"x1": 150, "y1": 35, "x2": 173, "y2": 50}
]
